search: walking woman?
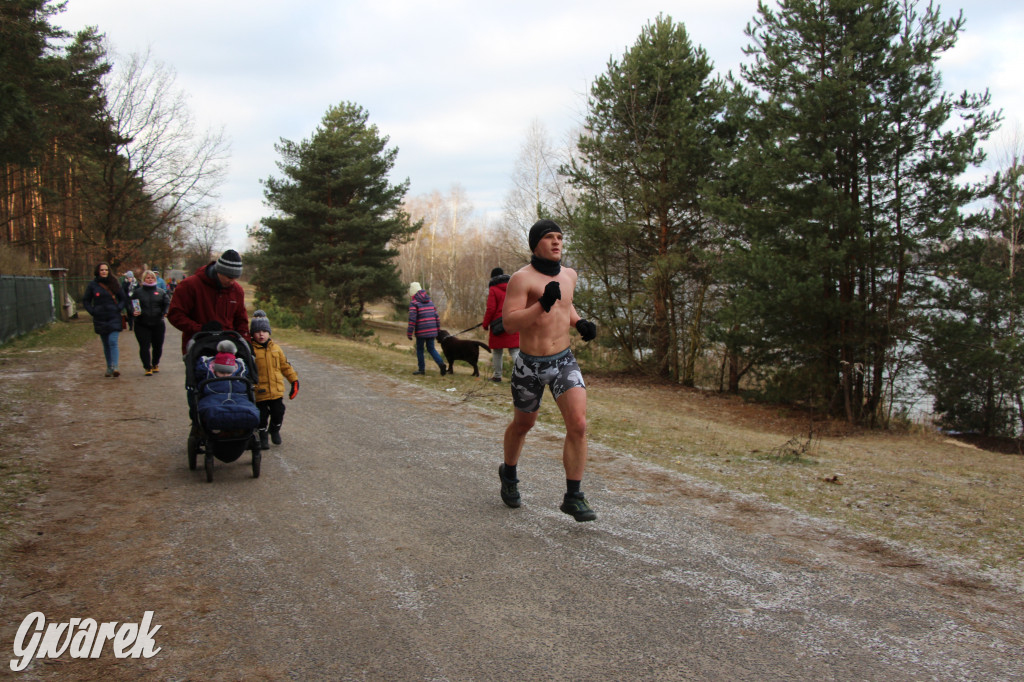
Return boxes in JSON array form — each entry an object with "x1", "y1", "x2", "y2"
[
  {"x1": 406, "y1": 282, "x2": 447, "y2": 376},
  {"x1": 130, "y1": 269, "x2": 170, "y2": 376},
  {"x1": 481, "y1": 267, "x2": 520, "y2": 382},
  {"x1": 83, "y1": 262, "x2": 128, "y2": 377}
]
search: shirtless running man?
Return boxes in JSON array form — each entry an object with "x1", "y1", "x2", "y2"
[{"x1": 498, "y1": 219, "x2": 599, "y2": 522}]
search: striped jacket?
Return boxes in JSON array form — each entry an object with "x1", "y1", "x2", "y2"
[{"x1": 407, "y1": 291, "x2": 441, "y2": 338}]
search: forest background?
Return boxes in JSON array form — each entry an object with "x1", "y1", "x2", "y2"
[{"x1": 3, "y1": 0, "x2": 1024, "y2": 439}]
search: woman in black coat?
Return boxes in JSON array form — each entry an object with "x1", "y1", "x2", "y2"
[
  {"x1": 82, "y1": 262, "x2": 128, "y2": 377},
  {"x1": 130, "y1": 269, "x2": 170, "y2": 375}
]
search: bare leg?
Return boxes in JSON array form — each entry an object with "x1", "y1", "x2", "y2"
[
  {"x1": 503, "y1": 408, "x2": 538, "y2": 466},
  {"x1": 555, "y1": 387, "x2": 587, "y2": 480}
]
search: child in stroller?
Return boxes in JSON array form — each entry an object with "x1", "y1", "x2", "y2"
[
  {"x1": 194, "y1": 340, "x2": 260, "y2": 432},
  {"x1": 185, "y1": 331, "x2": 262, "y2": 480}
]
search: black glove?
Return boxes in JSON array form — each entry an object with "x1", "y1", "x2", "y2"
[
  {"x1": 576, "y1": 319, "x2": 597, "y2": 342},
  {"x1": 289, "y1": 380, "x2": 299, "y2": 400},
  {"x1": 538, "y1": 281, "x2": 561, "y2": 312}
]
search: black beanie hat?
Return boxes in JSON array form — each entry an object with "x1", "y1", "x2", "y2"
[
  {"x1": 490, "y1": 267, "x2": 503, "y2": 278},
  {"x1": 528, "y1": 219, "x2": 562, "y2": 252},
  {"x1": 215, "y1": 249, "x2": 243, "y2": 279}
]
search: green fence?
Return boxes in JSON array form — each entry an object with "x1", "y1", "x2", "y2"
[
  {"x1": 0, "y1": 275, "x2": 55, "y2": 345},
  {"x1": 65, "y1": 277, "x2": 93, "y2": 310}
]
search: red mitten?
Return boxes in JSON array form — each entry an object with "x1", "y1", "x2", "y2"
[{"x1": 289, "y1": 380, "x2": 299, "y2": 399}]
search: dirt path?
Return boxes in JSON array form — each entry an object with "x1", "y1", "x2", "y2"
[{"x1": 2, "y1": 326, "x2": 1023, "y2": 680}]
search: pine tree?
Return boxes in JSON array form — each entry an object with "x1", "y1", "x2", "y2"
[
  {"x1": 920, "y1": 154, "x2": 1024, "y2": 437},
  {"x1": 719, "y1": 0, "x2": 998, "y2": 423},
  {"x1": 565, "y1": 14, "x2": 731, "y2": 383},
  {"x1": 0, "y1": 0, "x2": 67, "y2": 166},
  {"x1": 256, "y1": 102, "x2": 420, "y2": 332},
  {"x1": 0, "y1": 1, "x2": 119, "y2": 270}
]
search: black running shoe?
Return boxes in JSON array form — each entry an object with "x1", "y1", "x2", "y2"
[
  {"x1": 560, "y1": 492, "x2": 597, "y2": 522},
  {"x1": 498, "y1": 464, "x2": 521, "y2": 508}
]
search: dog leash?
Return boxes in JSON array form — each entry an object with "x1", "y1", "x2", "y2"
[{"x1": 453, "y1": 323, "x2": 482, "y2": 335}]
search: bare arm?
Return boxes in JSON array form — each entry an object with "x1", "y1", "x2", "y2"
[{"x1": 569, "y1": 303, "x2": 582, "y2": 328}]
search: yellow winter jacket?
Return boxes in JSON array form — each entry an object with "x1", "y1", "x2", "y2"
[{"x1": 251, "y1": 338, "x2": 298, "y2": 402}]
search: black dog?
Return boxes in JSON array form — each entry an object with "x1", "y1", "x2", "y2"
[{"x1": 437, "y1": 330, "x2": 490, "y2": 377}]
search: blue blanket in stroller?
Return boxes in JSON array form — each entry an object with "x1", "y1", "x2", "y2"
[{"x1": 194, "y1": 358, "x2": 260, "y2": 431}]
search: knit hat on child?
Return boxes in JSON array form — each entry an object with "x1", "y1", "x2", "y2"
[
  {"x1": 212, "y1": 340, "x2": 237, "y2": 373},
  {"x1": 250, "y1": 309, "x2": 271, "y2": 335}
]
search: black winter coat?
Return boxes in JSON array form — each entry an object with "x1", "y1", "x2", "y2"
[
  {"x1": 83, "y1": 278, "x2": 127, "y2": 335},
  {"x1": 131, "y1": 284, "x2": 170, "y2": 326}
]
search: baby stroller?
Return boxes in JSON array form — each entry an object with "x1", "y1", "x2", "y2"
[{"x1": 185, "y1": 330, "x2": 261, "y2": 482}]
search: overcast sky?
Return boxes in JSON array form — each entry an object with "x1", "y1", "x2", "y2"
[{"x1": 56, "y1": 1, "x2": 1024, "y2": 252}]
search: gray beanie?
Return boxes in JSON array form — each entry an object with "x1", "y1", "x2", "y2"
[
  {"x1": 250, "y1": 309, "x2": 271, "y2": 335},
  {"x1": 215, "y1": 249, "x2": 243, "y2": 279}
]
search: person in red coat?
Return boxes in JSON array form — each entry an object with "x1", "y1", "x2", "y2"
[
  {"x1": 481, "y1": 267, "x2": 520, "y2": 382},
  {"x1": 167, "y1": 249, "x2": 250, "y2": 355}
]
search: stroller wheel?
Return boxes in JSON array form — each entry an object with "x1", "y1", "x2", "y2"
[
  {"x1": 187, "y1": 435, "x2": 199, "y2": 470},
  {"x1": 252, "y1": 449, "x2": 261, "y2": 479},
  {"x1": 205, "y1": 452, "x2": 214, "y2": 482}
]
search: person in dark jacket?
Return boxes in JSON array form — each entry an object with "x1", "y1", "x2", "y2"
[
  {"x1": 406, "y1": 282, "x2": 447, "y2": 376},
  {"x1": 130, "y1": 270, "x2": 171, "y2": 376},
  {"x1": 167, "y1": 249, "x2": 249, "y2": 355},
  {"x1": 481, "y1": 267, "x2": 520, "y2": 382},
  {"x1": 121, "y1": 270, "x2": 137, "y2": 331},
  {"x1": 83, "y1": 262, "x2": 128, "y2": 377}
]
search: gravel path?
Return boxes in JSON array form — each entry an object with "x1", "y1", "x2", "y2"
[{"x1": 2, "y1": 327, "x2": 1022, "y2": 680}]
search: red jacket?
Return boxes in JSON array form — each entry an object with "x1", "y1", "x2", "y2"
[
  {"x1": 482, "y1": 275, "x2": 519, "y2": 350},
  {"x1": 168, "y1": 263, "x2": 250, "y2": 353}
]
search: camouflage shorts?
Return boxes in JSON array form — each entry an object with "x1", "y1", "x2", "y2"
[{"x1": 510, "y1": 348, "x2": 585, "y2": 413}]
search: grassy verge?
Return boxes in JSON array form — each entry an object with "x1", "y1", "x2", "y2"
[{"x1": 274, "y1": 323, "x2": 1024, "y2": 591}]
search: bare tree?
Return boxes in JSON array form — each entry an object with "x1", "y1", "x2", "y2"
[
  {"x1": 991, "y1": 123, "x2": 1024, "y2": 286},
  {"x1": 500, "y1": 119, "x2": 578, "y2": 263},
  {"x1": 184, "y1": 207, "x2": 229, "y2": 270},
  {"x1": 77, "y1": 47, "x2": 230, "y2": 266},
  {"x1": 399, "y1": 190, "x2": 446, "y2": 292},
  {"x1": 397, "y1": 187, "x2": 504, "y2": 327}
]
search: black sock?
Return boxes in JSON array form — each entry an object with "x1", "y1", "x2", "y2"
[
  {"x1": 567, "y1": 479, "x2": 581, "y2": 495},
  {"x1": 505, "y1": 464, "x2": 517, "y2": 480}
]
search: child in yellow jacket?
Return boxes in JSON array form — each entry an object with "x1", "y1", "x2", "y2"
[{"x1": 249, "y1": 311, "x2": 299, "y2": 449}]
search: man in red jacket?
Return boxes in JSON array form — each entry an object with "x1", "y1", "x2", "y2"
[{"x1": 168, "y1": 249, "x2": 250, "y2": 355}]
